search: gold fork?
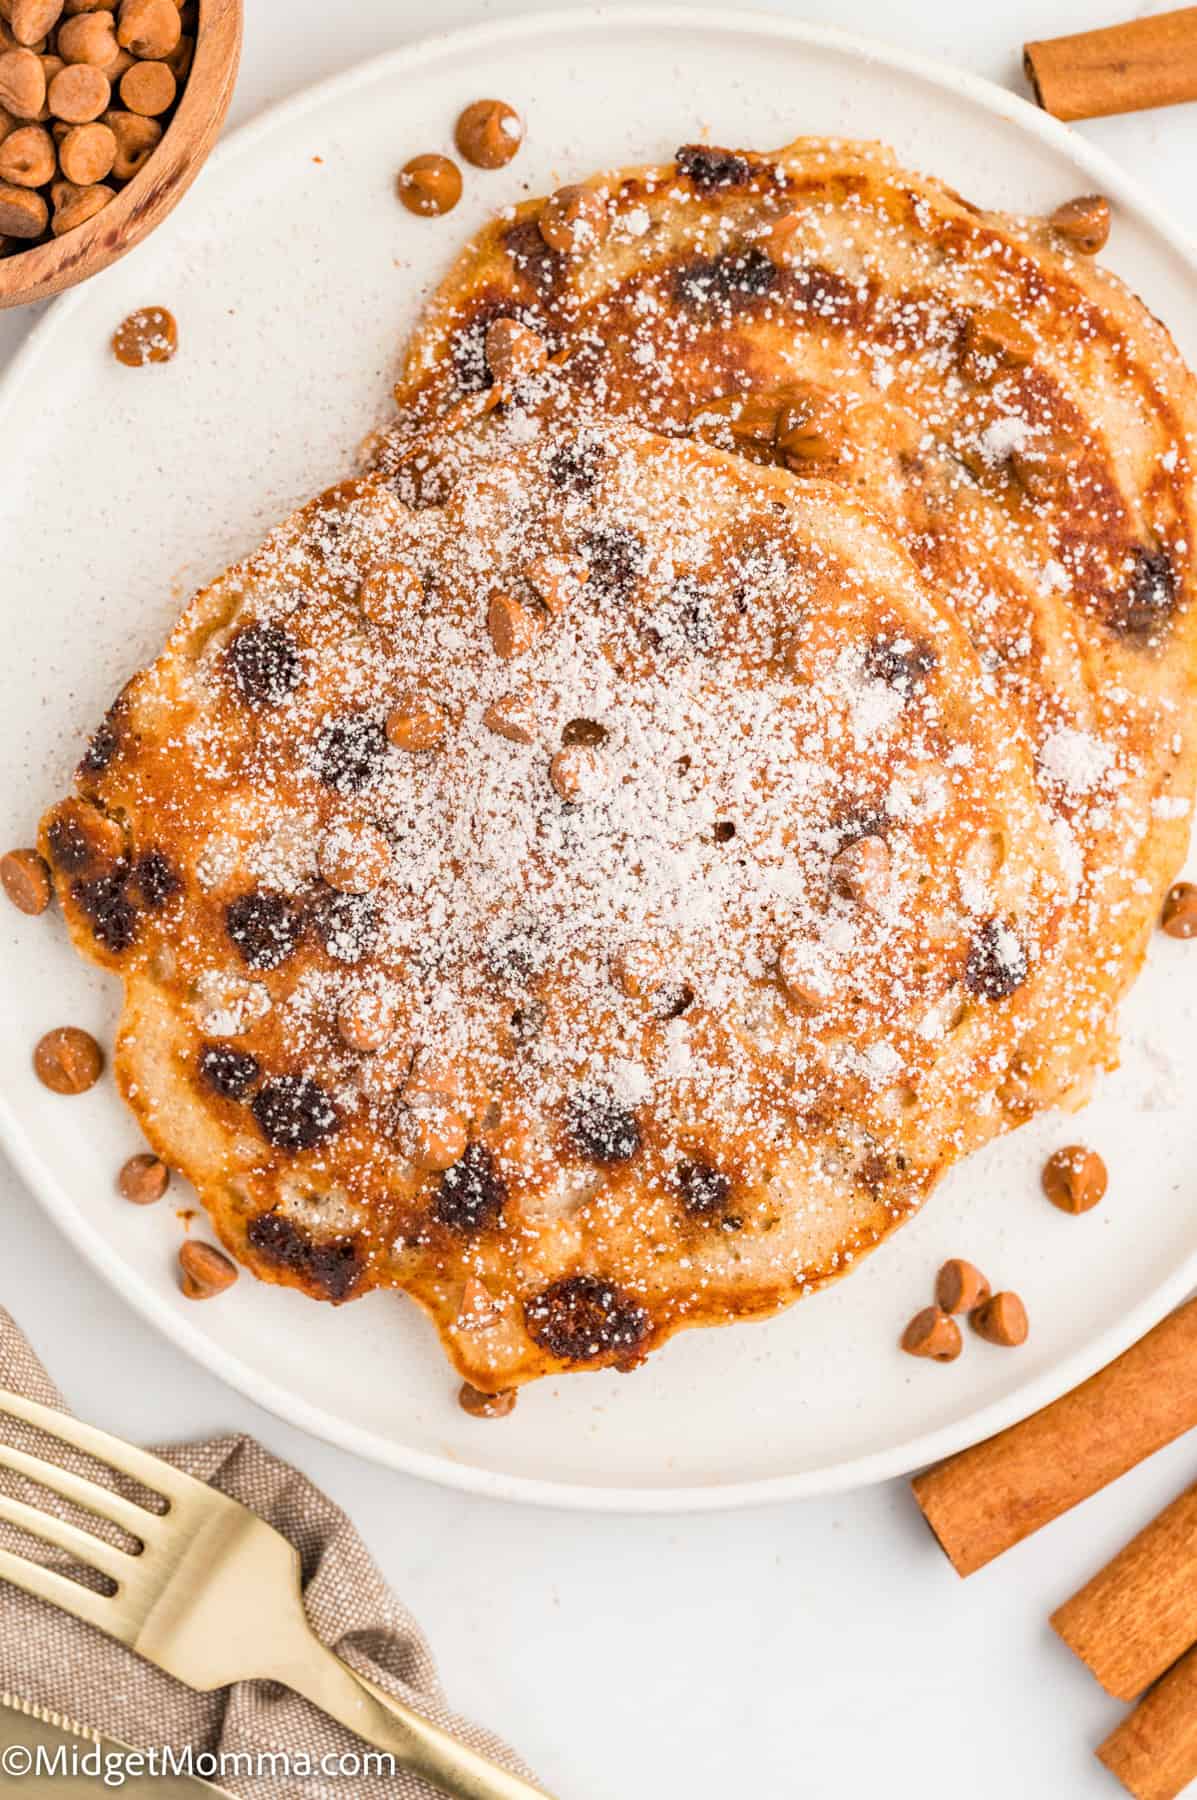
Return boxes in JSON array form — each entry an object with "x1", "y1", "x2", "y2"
[{"x1": 0, "y1": 1388, "x2": 555, "y2": 1800}]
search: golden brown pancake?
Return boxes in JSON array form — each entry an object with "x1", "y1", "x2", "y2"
[
  {"x1": 40, "y1": 378, "x2": 1066, "y2": 1390},
  {"x1": 397, "y1": 135, "x2": 1197, "y2": 1122}
]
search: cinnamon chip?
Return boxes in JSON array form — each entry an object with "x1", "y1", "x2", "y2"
[
  {"x1": 549, "y1": 744, "x2": 608, "y2": 804},
  {"x1": 117, "y1": 1151, "x2": 168, "y2": 1204},
  {"x1": 455, "y1": 1276, "x2": 502, "y2": 1331},
  {"x1": 900, "y1": 1305, "x2": 962, "y2": 1362},
  {"x1": 104, "y1": 106, "x2": 158, "y2": 179},
  {"x1": 482, "y1": 691, "x2": 537, "y2": 744},
  {"x1": 118, "y1": 54, "x2": 172, "y2": 116},
  {"x1": 403, "y1": 1046, "x2": 462, "y2": 1102},
  {"x1": 483, "y1": 316, "x2": 547, "y2": 387},
  {"x1": 178, "y1": 1239, "x2": 237, "y2": 1299},
  {"x1": 50, "y1": 176, "x2": 111, "y2": 233},
  {"x1": 0, "y1": 48, "x2": 46, "y2": 119},
  {"x1": 1162, "y1": 881, "x2": 1197, "y2": 939},
  {"x1": 538, "y1": 182, "x2": 609, "y2": 255},
  {"x1": 0, "y1": 175, "x2": 45, "y2": 233},
  {"x1": 0, "y1": 122, "x2": 54, "y2": 186},
  {"x1": 1049, "y1": 193, "x2": 1111, "y2": 254},
  {"x1": 487, "y1": 591, "x2": 540, "y2": 660},
  {"x1": 397, "y1": 152, "x2": 461, "y2": 218},
  {"x1": 58, "y1": 117, "x2": 114, "y2": 183},
  {"x1": 457, "y1": 1380, "x2": 517, "y2": 1418},
  {"x1": 1, "y1": 846, "x2": 50, "y2": 914},
  {"x1": 971, "y1": 1291, "x2": 1029, "y2": 1346},
  {"x1": 358, "y1": 558, "x2": 423, "y2": 630},
  {"x1": 454, "y1": 98, "x2": 522, "y2": 170},
  {"x1": 1042, "y1": 1145, "x2": 1107, "y2": 1214},
  {"x1": 611, "y1": 941, "x2": 664, "y2": 999},
  {"x1": 398, "y1": 1101, "x2": 469, "y2": 1173},
  {"x1": 525, "y1": 553, "x2": 587, "y2": 616},
  {"x1": 763, "y1": 209, "x2": 801, "y2": 262},
  {"x1": 111, "y1": 303, "x2": 176, "y2": 367},
  {"x1": 116, "y1": 0, "x2": 179, "y2": 60},
  {"x1": 33, "y1": 1025, "x2": 103, "y2": 1094},
  {"x1": 776, "y1": 939, "x2": 831, "y2": 1011},
  {"x1": 935, "y1": 1259, "x2": 991, "y2": 1315},
  {"x1": 960, "y1": 306, "x2": 1037, "y2": 382},
  {"x1": 47, "y1": 60, "x2": 108, "y2": 122},
  {"x1": 385, "y1": 698, "x2": 446, "y2": 752},
  {"x1": 830, "y1": 834, "x2": 890, "y2": 908}
]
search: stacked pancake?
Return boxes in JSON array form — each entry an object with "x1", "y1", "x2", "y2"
[{"x1": 42, "y1": 137, "x2": 1197, "y2": 1394}]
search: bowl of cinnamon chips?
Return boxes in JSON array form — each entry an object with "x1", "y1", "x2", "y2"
[{"x1": 0, "y1": 0, "x2": 241, "y2": 308}]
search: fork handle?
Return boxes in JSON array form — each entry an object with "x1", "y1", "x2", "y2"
[{"x1": 276, "y1": 1629, "x2": 557, "y2": 1800}]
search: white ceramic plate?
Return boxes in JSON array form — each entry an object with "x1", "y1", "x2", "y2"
[{"x1": 2, "y1": 6, "x2": 1196, "y2": 1511}]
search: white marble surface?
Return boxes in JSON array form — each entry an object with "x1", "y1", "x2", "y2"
[{"x1": 3, "y1": 2, "x2": 1197, "y2": 1795}]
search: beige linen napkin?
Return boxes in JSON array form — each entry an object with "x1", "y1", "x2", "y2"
[{"x1": 0, "y1": 1307, "x2": 535, "y2": 1797}]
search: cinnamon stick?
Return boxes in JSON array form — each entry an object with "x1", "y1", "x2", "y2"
[
  {"x1": 1052, "y1": 1479, "x2": 1197, "y2": 1700},
  {"x1": 911, "y1": 1297, "x2": 1197, "y2": 1576},
  {"x1": 1099, "y1": 1644, "x2": 1197, "y2": 1800},
  {"x1": 1024, "y1": 7, "x2": 1197, "y2": 121}
]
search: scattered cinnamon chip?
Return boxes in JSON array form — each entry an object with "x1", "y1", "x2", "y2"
[
  {"x1": 1, "y1": 846, "x2": 50, "y2": 914},
  {"x1": 33, "y1": 1026, "x2": 102, "y2": 1094},
  {"x1": 1049, "y1": 193, "x2": 1111, "y2": 254},
  {"x1": 1162, "y1": 881, "x2": 1197, "y2": 938},
  {"x1": 117, "y1": 1151, "x2": 169, "y2": 1204},
  {"x1": 337, "y1": 987, "x2": 399, "y2": 1053},
  {"x1": 454, "y1": 98, "x2": 522, "y2": 170},
  {"x1": 901, "y1": 1305, "x2": 962, "y2": 1362},
  {"x1": 971, "y1": 1291, "x2": 1029, "y2": 1346},
  {"x1": 397, "y1": 152, "x2": 461, "y2": 218},
  {"x1": 112, "y1": 304, "x2": 177, "y2": 367},
  {"x1": 1042, "y1": 1145, "x2": 1107, "y2": 1214},
  {"x1": 935, "y1": 1258, "x2": 991, "y2": 1315},
  {"x1": 178, "y1": 1238, "x2": 237, "y2": 1299},
  {"x1": 457, "y1": 1380, "x2": 517, "y2": 1418}
]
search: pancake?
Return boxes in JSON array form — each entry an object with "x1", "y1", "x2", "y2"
[
  {"x1": 396, "y1": 135, "x2": 1197, "y2": 1122},
  {"x1": 40, "y1": 371, "x2": 1065, "y2": 1391}
]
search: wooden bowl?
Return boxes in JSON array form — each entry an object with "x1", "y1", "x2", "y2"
[{"x1": 0, "y1": 0, "x2": 242, "y2": 310}]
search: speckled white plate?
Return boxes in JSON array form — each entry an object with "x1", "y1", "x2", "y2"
[{"x1": 2, "y1": 6, "x2": 1196, "y2": 1510}]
